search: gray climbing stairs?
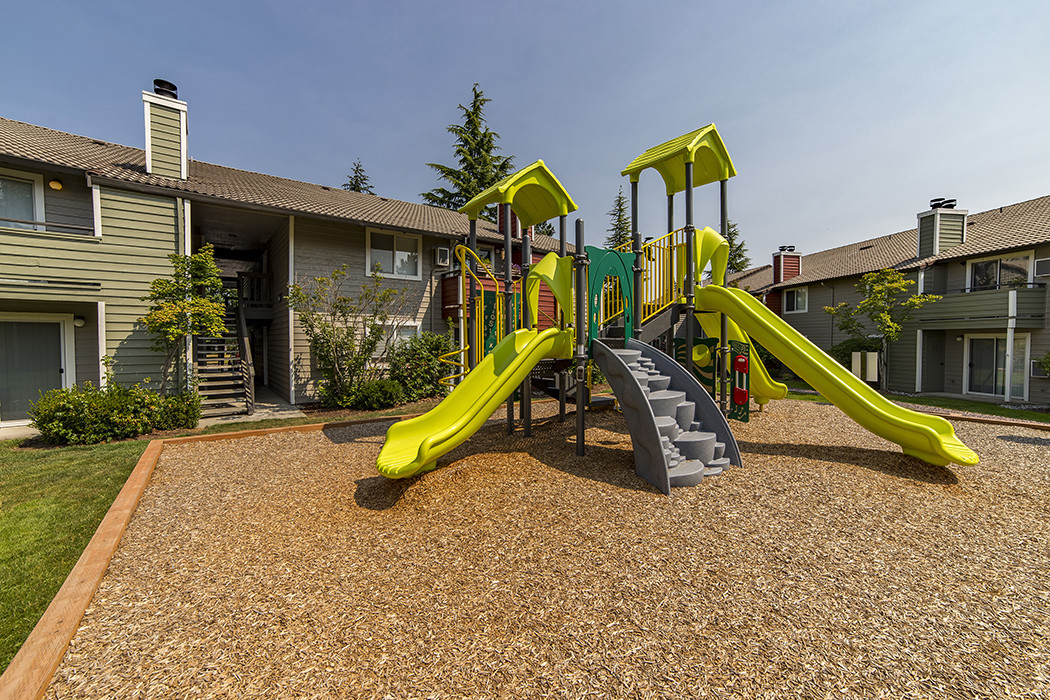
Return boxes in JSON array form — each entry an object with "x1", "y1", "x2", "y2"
[{"x1": 592, "y1": 338, "x2": 742, "y2": 495}]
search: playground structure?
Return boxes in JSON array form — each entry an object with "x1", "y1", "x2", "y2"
[{"x1": 376, "y1": 127, "x2": 979, "y2": 493}]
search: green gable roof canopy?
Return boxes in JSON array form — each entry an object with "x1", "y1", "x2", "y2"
[
  {"x1": 459, "y1": 159, "x2": 578, "y2": 227},
  {"x1": 620, "y1": 124, "x2": 737, "y2": 196}
]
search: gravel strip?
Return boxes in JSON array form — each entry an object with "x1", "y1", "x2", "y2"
[{"x1": 46, "y1": 400, "x2": 1050, "y2": 699}]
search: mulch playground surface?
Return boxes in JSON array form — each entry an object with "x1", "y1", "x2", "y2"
[{"x1": 43, "y1": 400, "x2": 1050, "y2": 698}]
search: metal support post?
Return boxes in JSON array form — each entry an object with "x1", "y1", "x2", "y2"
[
  {"x1": 631, "y1": 180, "x2": 642, "y2": 339},
  {"x1": 574, "y1": 219, "x2": 588, "y2": 456},
  {"x1": 559, "y1": 214, "x2": 567, "y2": 422},
  {"x1": 684, "y1": 163, "x2": 695, "y2": 376},
  {"x1": 503, "y1": 203, "x2": 514, "y2": 434},
  {"x1": 719, "y1": 179, "x2": 730, "y2": 416},
  {"x1": 521, "y1": 232, "x2": 532, "y2": 436},
  {"x1": 468, "y1": 218, "x2": 477, "y2": 370}
]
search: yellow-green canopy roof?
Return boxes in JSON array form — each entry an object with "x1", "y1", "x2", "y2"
[
  {"x1": 620, "y1": 124, "x2": 737, "y2": 195},
  {"x1": 459, "y1": 159, "x2": 578, "y2": 227}
]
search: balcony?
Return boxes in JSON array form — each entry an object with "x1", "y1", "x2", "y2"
[{"x1": 912, "y1": 283, "x2": 1046, "y2": 330}]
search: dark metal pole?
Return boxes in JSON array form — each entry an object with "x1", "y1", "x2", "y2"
[
  {"x1": 559, "y1": 214, "x2": 567, "y2": 422},
  {"x1": 631, "y1": 180, "x2": 642, "y2": 339},
  {"x1": 503, "y1": 203, "x2": 514, "y2": 434},
  {"x1": 684, "y1": 163, "x2": 695, "y2": 377},
  {"x1": 468, "y1": 218, "x2": 477, "y2": 370},
  {"x1": 667, "y1": 192, "x2": 675, "y2": 356},
  {"x1": 521, "y1": 230, "x2": 532, "y2": 437},
  {"x1": 719, "y1": 180, "x2": 730, "y2": 416},
  {"x1": 575, "y1": 218, "x2": 587, "y2": 456}
]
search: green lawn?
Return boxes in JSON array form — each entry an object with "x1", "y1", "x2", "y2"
[{"x1": 0, "y1": 438, "x2": 148, "y2": 672}]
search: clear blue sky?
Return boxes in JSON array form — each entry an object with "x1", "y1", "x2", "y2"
[{"x1": 6, "y1": 0, "x2": 1050, "y2": 266}]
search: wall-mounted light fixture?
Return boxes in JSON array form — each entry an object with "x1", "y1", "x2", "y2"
[
  {"x1": 955, "y1": 335, "x2": 963, "y2": 342},
  {"x1": 48, "y1": 179, "x2": 63, "y2": 191},
  {"x1": 73, "y1": 317, "x2": 86, "y2": 328}
]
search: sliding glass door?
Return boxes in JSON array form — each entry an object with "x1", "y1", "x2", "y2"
[
  {"x1": 0, "y1": 321, "x2": 64, "y2": 421},
  {"x1": 966, "y1": 335, "x2": 1027, "y2": 400}
]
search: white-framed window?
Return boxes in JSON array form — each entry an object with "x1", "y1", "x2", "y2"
[
  {"x1": 0, "y1": 167, "x2": 45, "y2": 231},
  {"x1": 783, "y1": 286, "x2": 808, "y2": 314},
  {"x1": 966, "y1": 251, "x2": 1033, "y2": 291},
  {"x1": 366, "y1": 228, "x2": 422, "y2": 280}
]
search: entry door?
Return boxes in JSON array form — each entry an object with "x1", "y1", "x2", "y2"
[
  {"x1": 967, "y1": 335, "x2": 1027, "y2": 399},
  {"x1": 0, "y1": 321, "x2": 63, "y2": 421}
]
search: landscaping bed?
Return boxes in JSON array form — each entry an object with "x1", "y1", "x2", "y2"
[{"x1": 42, "y1": 400, "x2": 1050, "y2": 698}]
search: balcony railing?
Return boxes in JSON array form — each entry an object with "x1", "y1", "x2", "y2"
[
  {"x1": 0, "y1": 216, "x2": 95, "y2": 235},
  {"x1": 912, "y1": 283, "x2": 1046, "y2": 329}
]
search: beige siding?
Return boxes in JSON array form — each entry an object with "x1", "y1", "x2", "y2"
[
  {"x1": 267, "y1": 222, "x2": 291, "y2": 401},
  {"x1": 148, "y1": 103, "x2": 182, "y2": 178},
  {"x1": 290, "y1": 217, "x2": 449, "y2": 403}
]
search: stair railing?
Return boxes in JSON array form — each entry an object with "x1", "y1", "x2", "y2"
[
  {"x1": 235, "y1": 303, "x2": 256, "y2": 414},
  {"x1": 439, "y1": 245, "x2": 519, "y2": 386},
  {"x1": 603, "y1": 227, "x2": 689, "y2": 330}
]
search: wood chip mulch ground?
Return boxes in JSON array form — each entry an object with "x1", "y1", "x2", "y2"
[{"x1": 45, "y1": 400, "x2": 1049, "y2": 699}]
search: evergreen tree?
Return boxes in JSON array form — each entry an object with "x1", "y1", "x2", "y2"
[
  {"x1": 725, "y1": 220, "x2": 751, "y2": 273},
  {"x1": 343, "y1": 158, "x2": 374, "y2": 194},
  {"x1": 421, "y1": 83, "x2": 514, "y2": 220},
  {"x1": 605, "y1": 186, "x2": 631, "y2": 249},
  {"x1": 533, "y1": 221, "x2": 556, "y2": 238}
]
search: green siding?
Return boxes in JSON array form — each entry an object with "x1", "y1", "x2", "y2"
[
  {"x1": 937, "y1": 212, "x2": 965, "y2": 251},
  {"x1": 912, "y1": 288, "x2": 1046, "y2": 330},
  {"x1": 148, "y1": 103, "x2": 183, "y2": 178},
  {"x1": 918, "y1": 214, "x2": 935, "y2": 258}
]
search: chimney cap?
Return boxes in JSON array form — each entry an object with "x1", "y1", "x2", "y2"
[
  {"x1": 930, "y1": 197, "x2": 957, "y2": 210},
  {"x1": 777, "y1": 245, "x2": 796, "y2": 253},
  {"x1": 153, "y1": 79, "x2": 178, "y2": 100}
]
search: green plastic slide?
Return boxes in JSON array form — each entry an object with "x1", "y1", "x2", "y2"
[
  {"x1": 694, "y1": 312, "x2": 788, "y2": 405},
  {"x1": 695, "y1": 285, "x2": 978, "y2": 466},
  {"x1": 377, "y1": 327, "x2": 573, "y2": 478}
]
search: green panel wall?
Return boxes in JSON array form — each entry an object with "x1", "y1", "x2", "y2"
[
  {"x1": 937, "y1": 212, "x2": 965, "y2": 251},
  {"x1": 148, "y1": 103, "x2": 183, "y2": 178},
  {"x1": 97, "y1": 188, "x2": 181, "y2": 385},
  {"x1": 918, "y1": 214, "x2": 935, "y2": 258}
]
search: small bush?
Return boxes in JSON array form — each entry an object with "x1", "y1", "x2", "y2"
[
  {"x1": 155, "y1": 391, "x2": 202, "y2": 431},
  {"x1": 388, "y1": 331, "x2": 455, "y2": 402},
  {"x1": 750, "y1": 340, "x2": 786, "y2": 378},
  {"x1": 827, "y1": 337, "x2": 881, "y2": 368},
  {"x1": 350, "y1": 379, "x2": 404, "y2": 411},
  {"x1": 30, "y1": 383, "x2": 200, "y2": 445}
]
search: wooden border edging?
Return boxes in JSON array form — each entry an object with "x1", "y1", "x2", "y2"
[
  {"x1": 0, "y1": 409, "x2": 427, "y2": 700},
  {"x1": 0, "y1": 439, "x2": 164, "y2": 700},
  {"x1": 2, "y1": 396, "x2": 1042, "y2": 698}
]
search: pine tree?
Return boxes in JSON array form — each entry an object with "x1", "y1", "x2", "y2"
[
  {"x1": 533, "y1": 221, "x2": 556, "y2": 238},
  {"x1": 725, "y1": 220, "x2": 751, "y2": 273},
  {"x1": 421, "y1": 83, "x2": 514, "y2": 220},
  {"x1": 604, "y1": 186, "x2": 631, "y2": 249},
  {"x1": 343, "y1": 158, "x2": 374, "y2": 194}
]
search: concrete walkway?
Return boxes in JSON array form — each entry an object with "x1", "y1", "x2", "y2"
[{"x1": 0, "y1": 386, "x2": 305, "y2": 441}]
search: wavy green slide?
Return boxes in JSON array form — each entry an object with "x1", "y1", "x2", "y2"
[
  {"x1": 694, "y1": 312, "x2": 788, "y2": 405},
  {"x1": 695, "y1": 284, "x2": 978, "y2": 466},
  {"x1": 377, "y1": 326, "x2": 573, "y2": 478}
]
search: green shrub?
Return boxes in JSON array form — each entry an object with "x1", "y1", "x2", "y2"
[
  {"x1": 827, "y1": 337, "x2": 881, "y2": 368},
  {"x1": 350, "y1": 379, "x2": 404, "y2": 411},
  {"x1": 1039, "y1": 351, "x2": 1050, "y2": 377},
  {"x1": 155, "y1": 392, "x2": 202, "y2": 431},
  {"x1": 29, "y1": 383, "x2": 200, "y2": 445},
  {"x1": 750, "y1": 339, "x2": 786, "y2": 378},
  {"x1": 388, "y1": 331, "x2": 455, "y2": 402}
]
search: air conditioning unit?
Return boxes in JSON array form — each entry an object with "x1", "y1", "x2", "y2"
[
  {"x1": 1035, "y1": 257, "x2": 1050, "y2": 277},
  {"x1": 434, "y1": 246, "x2": 451, "y2": 267}
]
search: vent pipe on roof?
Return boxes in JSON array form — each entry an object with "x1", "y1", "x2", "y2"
[
  {"x1": 153, "y1": 79, "x2": 178, "y2": 100},
  {"x1": 930, "y1": 197, "x2": 957, "y2": 210}
]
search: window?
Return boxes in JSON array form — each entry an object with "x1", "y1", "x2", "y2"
[
  {"x1": 367, "y1": 229, "x2": 421, "y2": 279},
  {"x1": 373, "y1": 322, "x2": 419, "y2": 358},
  {"x1": 968, "y1": 253, "x2": 1032, "y2": 291},
  {"x1": 784, "y1": 286, "x2": 808, "y2": 313},
  {"x1": 0, "y1": 167, "x2": 45, "y2": 230}
]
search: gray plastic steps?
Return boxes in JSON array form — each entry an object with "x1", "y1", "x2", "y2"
[{"x1": 668, "y1": 460, "x2": 706, "y2": 487}]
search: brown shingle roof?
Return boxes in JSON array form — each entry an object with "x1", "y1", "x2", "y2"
[
  {"x1": 0, "y1": 116, "x2": 571, "y2": 253},
  {"x1": 758, "y1": 194, "x2": 1050, "y2": 290}
]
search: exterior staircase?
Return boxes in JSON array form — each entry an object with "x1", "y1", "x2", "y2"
[
  {"x1": 195, "y1": 302, "x2": 255, "y2": 418},
  {"x1": 592, "y1": 338, "x2": 741, "y2": 495}
]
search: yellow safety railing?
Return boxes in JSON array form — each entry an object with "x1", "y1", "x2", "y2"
[
  {"x1": 602, "y1": 227, "x2": 689, "y2": 331},
  {"x1": 439, "y1": 245, "x2": 523, "y2": 386}
]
